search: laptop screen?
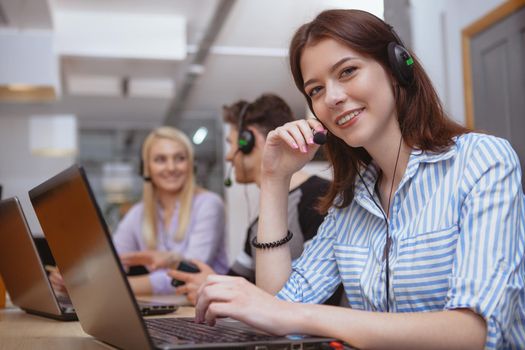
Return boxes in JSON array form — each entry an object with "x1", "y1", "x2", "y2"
[
  {"x1": 29, "y1": 165, "x2": 153, "y2": 349},
  {"x1": 0, "y1": 197, "x2": 62, "y2": 315}
]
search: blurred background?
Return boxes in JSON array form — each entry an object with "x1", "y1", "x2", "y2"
[{"x1": 0, "y1": 0, "x2": 523, "y2": 262}]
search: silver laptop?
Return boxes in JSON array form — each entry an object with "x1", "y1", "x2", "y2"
[
  {"x1": 0, "y1": 197, "x2": 177, "y2": 321},
  {"x1": 29, "y1": 164, "x2": 338, "y2": 349},
  {"x1": 0, "y1": 197, "x2": 77, "y2": 320}
]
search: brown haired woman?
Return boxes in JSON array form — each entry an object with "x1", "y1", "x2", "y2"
[{"x1": 194, "y1": 10, "x2": 525, "y2": 349}]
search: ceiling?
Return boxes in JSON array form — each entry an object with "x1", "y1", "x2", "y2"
[{"x1": 0, "y1": 0, "x2": 384, "y2": 131}]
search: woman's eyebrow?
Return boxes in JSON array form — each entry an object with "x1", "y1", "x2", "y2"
[{"x1": 303, "y1": 56, "x2": 358, "y2": 90}]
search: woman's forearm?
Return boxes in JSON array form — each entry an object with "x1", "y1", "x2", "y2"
[
  {"x1": 255, "y1": 175, "x2": 293, "y2": 293},
  {"x1": 287, "y1": 304, "x2": 486, "y2": 350},
  {"x1": 128, "y1": 275, "x2": 153, "y2": 295}
]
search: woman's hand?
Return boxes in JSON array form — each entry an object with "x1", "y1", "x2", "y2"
[
  {"x1": 168, "y1": 259, "x2": 215, "y2": 305},
  {"x1": 119, "y1": 250, "x2": 180, "y2": 271},
  {"x1": 45, "y1": 265, "x2": 69, "y2": 296},
  {"x1": 262, "y1": 119, "x2": 325, "y2": 179},
  {"x1": 194, "y1": 275, "x2": 296, "y2": 335}
]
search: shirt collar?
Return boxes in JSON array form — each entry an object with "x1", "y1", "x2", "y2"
[{"x1": 354, "y1": 142, "x2": 458, "y2": 201}]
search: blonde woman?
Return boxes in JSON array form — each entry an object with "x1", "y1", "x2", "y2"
[{"x1": 114, "y1": 126, "x2": 228, "y2": 295}]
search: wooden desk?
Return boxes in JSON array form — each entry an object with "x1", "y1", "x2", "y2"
[{"x1": 0, "y1": 298, "x2": 195, "y2": 350}]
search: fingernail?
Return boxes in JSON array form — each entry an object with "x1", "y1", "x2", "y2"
[
  {"x1": 301, "y1": 145, "x2": 307, "y2": 153},
  {"x1": 308, "y1": 138, "x2": 314, "y2": 144},
  {"x1": 291, "y1": 142, "x2": 298, "y2": 149}
]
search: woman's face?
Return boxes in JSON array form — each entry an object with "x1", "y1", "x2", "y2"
[
  {"x1": 147, "y1": 138, "x2": 190, "y2": 194},
  {"x1": 300, "y1": 38, "x2": 398, "y2": 149}
]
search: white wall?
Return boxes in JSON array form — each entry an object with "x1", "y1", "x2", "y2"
[
  {"x1": 224, "y1": 181, "x2": 259, "y2": 264},
  {"x1": 410, "y1": 0, "x2": 506, "y2": 125},
  {"x1": 0, "y1": 115, "x2": 74, "y2": 235}
]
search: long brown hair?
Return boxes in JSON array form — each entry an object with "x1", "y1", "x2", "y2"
[{"x1": 289, "y1": 9, "x2": 469, "y2": 213}]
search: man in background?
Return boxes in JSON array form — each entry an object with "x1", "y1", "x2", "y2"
[{"x1": 169, "y1": 93, "x2": 343, "y2": 305}]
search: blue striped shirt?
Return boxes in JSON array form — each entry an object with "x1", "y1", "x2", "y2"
[{"x1": 277, "y1": 133, "x2": 525, "y2": 349}]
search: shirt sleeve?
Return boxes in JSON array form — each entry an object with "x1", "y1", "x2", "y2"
[
  {"x1": 150, "y1": 193, "x2": 227, "y2": 295},
  {"x1": 112, "y1": 204, "x2": 143, "y2": 254},
  {"x1": 111, "y1": 205, "x2": 178, "y2": 295},
  {"x1": 182, "y1": 193, "x2": 226, "y2": 268},
  {"x1": 445, "y1": 136, "x2": 525, "y2": 349},
  {"x1": 149, "y1": 269, "x2": 176, "y2": 295},
  {"x1": 277, "y1": 209, "x2": 342, "y2": 303}
]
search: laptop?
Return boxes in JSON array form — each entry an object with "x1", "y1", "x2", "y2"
[
  {"x1": 29, "y1": 164, "x2": 338, "y2": 349},
  {"x1": 0, "y1": 197, "x2": 177, "y2": 321},
  {"x1": 0, "y1": 197, "x2": 77, "y2": 321}
]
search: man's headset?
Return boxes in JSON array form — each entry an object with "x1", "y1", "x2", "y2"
[
  {"x1": 224, "y1": 102, "x2": 254, "y2": 187},
  {"x1": 237, "y1": 102, "x2": 255, "y2": 154}
]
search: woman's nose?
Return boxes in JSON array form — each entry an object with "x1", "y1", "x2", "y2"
[
  {"x1": 167, "y1": 159, "x2": 176, "y2": 170},
  {"x1": 324, "y1": 82, "x2": 347, "y2": 109}
]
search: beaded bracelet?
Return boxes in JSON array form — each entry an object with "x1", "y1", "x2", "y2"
[{"x1": 251, "y1": 230, "x2": 294, "y2": 249}]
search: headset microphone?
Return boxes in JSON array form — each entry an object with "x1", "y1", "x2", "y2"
[
  {"x1": 313, "y1": 131, "x2": 327, "y2": 145},
  {"x1": 224, "y1": 165, "x2": 233, "y2": 187},
  {"x1": 224, "y1": 150, "x2": 240, "y2": 187}
]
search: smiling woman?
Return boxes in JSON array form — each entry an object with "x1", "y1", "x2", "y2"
[
  {"x1": 111, "y1": 126, "x2": 229, "y2": 295},
  {"x1": 194, "y1": 9, "x2": 525, "y2": 350}
]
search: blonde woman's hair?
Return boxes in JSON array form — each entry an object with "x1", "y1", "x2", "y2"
[{"x1": 141, "y1": 126, "x2": 196, "y2": 248}]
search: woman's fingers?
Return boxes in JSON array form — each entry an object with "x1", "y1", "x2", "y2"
[
  {"x1": 306, "y1": 117, "x2": 325, "y2": 132},
  {"x1": 120, "y1": 252, "x2": 148, "y2": 266},
  {"x1": 188, "y1": 259, "x2": 214, "y2": 274},
  {"x1": 285, "y1": 121, "x2": 311, "y2": 153},
  {"x1": 194, "y1": 276, "x2": 288, "y2": 334},
  {"x1": 270, "y1": 128, "x2": 299, "y2": 150},
  {"x1": 195, "y1": 275, "x2": 239, "y2": 323},
  {"x1": 175, "y1": 282, "x2": 199, "y2": 305},
  {"x1": 297, "y1": 119, "x2": 316, "y2": 145},
  {"x1": 49, "y1": 271, "x2": 67, "y2": 294},
  {"x1": 271, "y1": 120, "x2": 320, "y2": 153}
]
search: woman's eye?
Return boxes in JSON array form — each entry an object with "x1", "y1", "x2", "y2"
[
  {"x1": 175, "y1": 155, "x2": 186, "y2": 162},
  {"x1": 340, "y1": 67, "x2": 356, "y2": 78},
  {"x1": 154, "y1": 156, "x2": 166, "y2": 163},
  {"x1": 308, "y1": 86, "x2": 323, "y2": 98}
]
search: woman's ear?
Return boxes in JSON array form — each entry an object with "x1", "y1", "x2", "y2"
[{"x1": 388, "y1": 68, "x2": 401, "y2": 89}]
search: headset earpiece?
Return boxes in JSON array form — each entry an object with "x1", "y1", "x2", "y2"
[
  {"x1": 138, "y1": 146, "x2": 151, "y2": 182},
  {"x1": 387, "y1": 41, "x2": 414, "y2": 87},
  {"x1": 139, "y1": 157, "x2": 144, "y2": 177},
  {"x1": 237, "y1": 103, "x2": 255, "y2": 154}
]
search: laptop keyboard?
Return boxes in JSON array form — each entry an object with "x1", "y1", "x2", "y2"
[
  {"x1": 55, "y1": 294, "x2": 76, "y2": 313},
  {"x1": 146, "y1": 317, "x2": 273, "y2": 344},
  {"x1": 56, "y1": 294, "x2": 72, "y2": 305}
]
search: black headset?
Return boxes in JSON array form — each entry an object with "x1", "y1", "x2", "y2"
[
  {"x1": 237, "y1": 102, "x2": 255, "y2": 154},
  {"x1": 386, "y1": 27, "x2": 414, "y2": 87},
  {"x1": 138, "y1": 134, "x2": 152, "y2": 181},
  {"x1": 138, "y1": 152, "x2": 151, "y2": 182}
]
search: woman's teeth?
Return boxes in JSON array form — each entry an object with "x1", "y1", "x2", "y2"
[{"x1": 337, "y1": 109, "x2": 362, "y2": 126}]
